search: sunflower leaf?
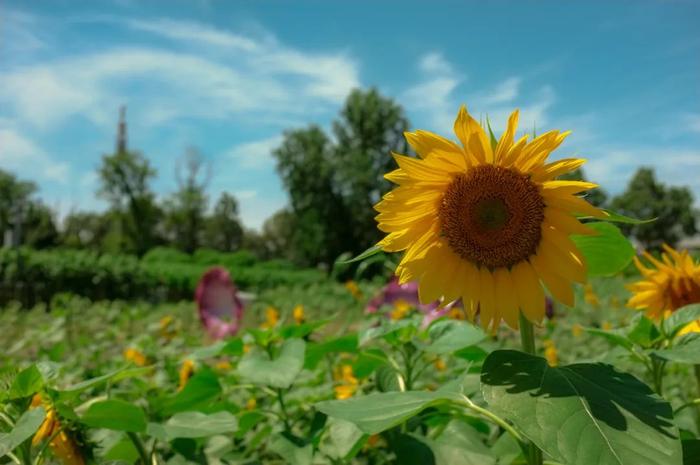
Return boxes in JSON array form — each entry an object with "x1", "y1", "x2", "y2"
[
  {"x1": 336, "y1": 245, "x2": 383, "y2": 265},
  {"x1": 485, "y1": 117, "x2": 498, "y2": 151},
  {"x1": 572, "y1": 222, "x2": 635, "y2": 276},
  {"x1": 579, "y1": 209, "x2": 656, "y2": 225},
  {"x1": 481, "y1": 350, "x2": 682, "y2": 465}
]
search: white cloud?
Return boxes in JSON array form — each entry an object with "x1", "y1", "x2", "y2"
[
  {"x1": 682, "y1": 113, "x2": 700, "y2": 134},
  {"x1": 0, "y1": 126, "x2": 70, "y2": 183},
  {"x1": 226, "y1": 135, "x2": 283, "y2": 169},
  {"x1": 479, "y1": 77, "x2": 521, "y2": 105},
  {"x1": 419, "y1": 52, "x2": 453, "y2": 74},
  {"x1": 0, "y1": 18, "x2": 360, "y2": 130}
]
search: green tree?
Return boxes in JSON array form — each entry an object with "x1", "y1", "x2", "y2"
[
  {"x1": 61, "y1": 211, "x2": 112, "y2": 249},
  {"x1": 610, "y1": 167, "x2": 697, "y2": 249},
  {"x1": 273, "y1": 88, "x2": 411, "y2": 265},
  {"x1": 260, "y1": 208, "x2": 296, "y2": 261},
  {"x1": 22, "y1": 202, "x2": 58, "y2": 248},
  {"x1": 0, "y1": 169, "x2": 36, "y2": 242},
  {"x1": 205, "y1": 192, "x2": 244, "y2": 252},
  {"x1": 163, "y1": 148, "x2": 210, "y2": 253},
  {"x1": 332, "y1": 88, "x2": 411, "y2": 251},
  {"x1": 98, "y1": 148, "x2": 161, "y2": 255},
  {"x1": 558, "y1": 167, "x2": 608, "y2": 207},
  {"x1": 273, "y1": 126, "x2": 351, "y2": 265}
]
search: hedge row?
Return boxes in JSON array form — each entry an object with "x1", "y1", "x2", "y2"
[{"x1": 0, "y1": 247, "x2": 324, "y2": 307}]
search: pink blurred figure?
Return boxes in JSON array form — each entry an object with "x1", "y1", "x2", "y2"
[{"x1": 195, "y1": 267, "x2": 244, "y2": 339}]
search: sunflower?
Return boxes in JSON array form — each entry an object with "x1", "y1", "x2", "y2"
[
  {"x1": 627, "y1": 244, "x2": 700, "y2": 319},
  {"x1": 375, "y1": 105, "x2": 603, "y2": 330}
]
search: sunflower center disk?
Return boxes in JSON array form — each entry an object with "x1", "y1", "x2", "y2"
[{"x1": 439, "y1": 165, "x2": 546, "y2": 269}]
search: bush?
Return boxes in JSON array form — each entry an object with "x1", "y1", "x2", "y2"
[{"x1": 0, "y1": 247, "x2": 324, "y2": 307}]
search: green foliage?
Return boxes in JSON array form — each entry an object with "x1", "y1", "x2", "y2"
[
  {"x1": 558, "y1": 167, "x2": 608, "y2": 207},
  {"x1": 610, "y1": 167, "x2": 697, "y2": 248},
  {"x1": 572, "y1": 222, "x2": 635, "y2": 276}
]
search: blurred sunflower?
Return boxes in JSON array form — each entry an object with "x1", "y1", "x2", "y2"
[
  {"x1": 333, "y1": 364, "x2": 359, "y2": 400},
  {"x1": 627, "y1": 244, "x2": 700, "y2": 319},
  {"x1": 178, "y1": 359, "x2": 195, "y2": 391},
  {"x1": 123, "y1": 348, "x2": 147, "y2": 367},
  {"x1": 375, "y1": 105, "x2": 602, "y2": 330},
  {"x1": 32, "y1": 394, "x2": 86, "y2": 465},
  {"x1": 261, "y1": 306, "x2": 280, "y2": 329},
  {"x1": 293, "y1": 304, "x2": 305, "y2": 324}
]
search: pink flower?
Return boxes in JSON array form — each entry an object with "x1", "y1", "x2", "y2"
[{"x1": 195, "y1": 267, "x2": 244, "y2": 339}]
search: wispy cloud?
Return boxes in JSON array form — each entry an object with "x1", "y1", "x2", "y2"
[
  {"x1": 226, "y1": 135, "x2": 283, "y2": 169},
  {"x1": 0, "y1": 125, "x2": 69, "y2": 183}
]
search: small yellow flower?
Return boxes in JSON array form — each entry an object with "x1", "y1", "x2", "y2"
[
  {"x1": 31, "y1": 395, "x2": 85, "y2": 465},
  {"x1": 390, "y1": 299, "x2": 411, "y2": 320},
  {"x1": 571, "y1": 323, "x2": 583, "y2": 338},
  {"x1": 243, "y1": 344, "x2": 251, "y2": 354},
  {"x1": 245, "y1": 398, "x2": 257, "y2": 410},
  {"x1": 366, "y1": 434, "x2": 381, "y2": 448},
  {"x1": 178, "y1": 359, "x2": 195, "y2": 391},
  {"x1": 261, "y1": 306, "x2": 280, "y2": 329},
  {"x1": 628, "y1": 245, "x2": 700, "y2": 318},
  {"x1": 583, "y1": 283, "x2": 600, "y2": 307},
  {"x1": 293, "y1": 304, "x2": 305, "y2": 324},
  {"x1": 345, "y1": 280, "x2": 363, "y2": 300},
  {"x1": 433, "y1": 358, "x2": 447, "y2": 372},
  {"x1": 333, "y1": 364, "x2": 359, "y2": 399},
  {"x1": 123, "y1": 348, "x2": 147, "y2": 367},
  {"x1": 159, "y1": 315, "x2": 177, "y2": 340},
  {"x1": 543, "y1": 339, "x2": 558, "y2": 367},
  {"x1": 601, "y1": 321, "x2": 613, "y2": 331},
  {"x1": 215, "y1": 360, "x2": 232, "y2": 371}
]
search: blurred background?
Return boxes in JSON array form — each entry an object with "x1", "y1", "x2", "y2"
[{"x1": 0, "y1": 0, "x2": 699, "y2": 307}]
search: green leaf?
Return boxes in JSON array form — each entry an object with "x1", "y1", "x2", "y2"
[
  {"x1": 572, "y1": 222, "x2": 635, "y2": 276},
  {"x1": 237, "y1": 338, "x2": 305, "y2": 388},
  {"x1": 148, "y1": 411, "x2": 238, "y2": 440},
  {"x1": 316, "y1": 391, "x2": 458, "y2": 435},
  {"x1": 9, "y1": 365, "x2": 43, "y2": 399},
  {"x1": 663, "y1": 304, "x2": 700, "y2": 337},
  {"x1": 319, "y1": 418, "x2": 366, "y2": 461},
  {"x1": 651, "y1": 334, "x2": 700, "y2": 364},
  {"x1": 627, "y1": 315, "x2": 662, "y2": 348},
  {"x1": 682, "y1": 439, "x2": 700, "y2": 465},
  {"x1": 375, "y1": 364, "x2": 405, "y2": 392},
  {"x1": 189, "y1": 338, "x2": 243, "y2": 360},
  {"x1": 590, "y1": 209, "x2": 656, "y2": 225},
  {"x1": 82, "y1": 399, "x2": 147, "y2": 433},
  {"x1": 421, "y1": 320, "x2": 486, "y2": 354},
  {"x1": 61, "y1": 367, "x2": 150, "y2": 396},
  {"x1": 336, "y1": 245, "x2": 382, "y2": 265},
  {"x1": 481, "y1": 350, "x2": 682, "y2": 465},
  {"x1": 584, "y1": 327, "x2": 634, "y2": 350},
  {"x1": 419, "y1": 421, "x2": 496, "y2": 465},
  {"x1": 391, "y1": 434, "x2": 435, "y2": 465},
  {"x1": 269, "y1": 434, "x2": 313, "y2": 465},
  {"x1": 304, "y1": 334, "x2": 358, "y2": 370},
  {"x1": 0, "y1": 407, "x2": 46, "y2": 457},
  {"x1": 352, "y1": 349, "x2": 389, "y2": 378},
  {"x1": 163, "y1": 370, "x2": 222, "y2": 414},
  {"x1": 486, "y1": 116, "x2": 499, "y2": 151}
]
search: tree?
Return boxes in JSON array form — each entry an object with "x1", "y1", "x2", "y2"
[
  {"x1": 260, "y1": 209, "x2": 296, "y2": 261},
  {"x1": 272, "y1": 88, "x2": 411, "y2": 266},
  {"x1": 98, "y1": 149, "x2": 161, "y2": 255},
  {"x1": 558, "y1": 167, "x2": 608, "y2": 207},
  {"x1": 0, "y1": 169, "x2": 36, "y2": 244},
  {"x1": 610, "y1": 167, "x2": 697, "y2": 249},
  {"x1": 163, "y1": 148, "x2": 210, "y2": 253},
  {"x1": 273, "y1": 126, "x2": 351, "y2": 265},
  {"x1": 332, "y1": 88, "x2": 411, "y2": 251},
  {"x1": 205, "y1": 192, "x2": 243, "y2": 252},
  {"x1": 61, "y1": 211, "x2": 112, "y2": 249},
  {"x1": 22, "y1": 202, "x2": 58, "y2": 249}
]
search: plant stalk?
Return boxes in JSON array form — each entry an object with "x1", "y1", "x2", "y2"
[{"x1": 519, "y1": 312, "x2": 543, "y2": 465}]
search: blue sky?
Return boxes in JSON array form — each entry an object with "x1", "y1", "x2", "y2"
[{"x1": 1, "y1": 0, "x2": 699, "y2": 229}]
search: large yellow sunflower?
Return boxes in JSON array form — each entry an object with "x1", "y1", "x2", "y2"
[
  {"x1": 627, "y1": 244, "x2": 700, "y2": 319},
  {"x1": 375, "y1": 106, "x2": 603, "y2": 330}
]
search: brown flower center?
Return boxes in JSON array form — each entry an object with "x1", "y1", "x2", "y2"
[
  {"x1": 439, "y1": 165, "x2": 545, "y2": 269},
  {"x1": 668, "y1": 276, "x2": 700, "y2": 311}
]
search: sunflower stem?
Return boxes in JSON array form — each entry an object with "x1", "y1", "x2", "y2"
[
  {"x1": 694, "y1": 365, "x2": 700, "y2": 431},
  {"x1": 519, "y1": 312, "x2": 543, "y2": 465}
]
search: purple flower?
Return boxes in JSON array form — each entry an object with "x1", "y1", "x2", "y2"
[{"x1": 195, "y1": 267, "x2": 244, "y2": 339}]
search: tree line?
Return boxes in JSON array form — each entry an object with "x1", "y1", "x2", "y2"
[{"x1": 1, "y1": 88, "x2": 697, "y2": 266}]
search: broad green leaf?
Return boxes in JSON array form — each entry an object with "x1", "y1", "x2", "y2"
[
  {"x1": 419, "y1": 421, "x2": 497, "y2": 465},
  {"x1": 304, "y1": 334, "x2": 358, "y2": 370},
  {"x1": 316, "y1": 391, "x2": 458, "y2": 435},
  {"x1": 682, "y1": 439, "x2": 700, "y2": 465},
  {"x1": 651, "y1": 334, "x2": 700, "y2": 364},
  {"x1": 9, "y1": 365, "x2": 43, "y2": 399},
  {"x1": 102, "y1": 435, "x2": 140, "y2": 463},
  {"x1": 319, "y1": 418, "x2": 366, "y2": 461},
  {"x1": 375, "y1": 364, "x2": 405, "y2": 392},
  {"x1": 663, "y1": 305, "x2": 700, "y2": 337},
  {"x1": 0, "y1": 407, "x2": 46, "y2": 457},
  {"x1": 237, "y1": 338, "x2": 305, "y2": 388},
  {"x1": 269, "y1": 434, "x2": 313, "y2": 465},
  {"x1": 626, "y1": 315, "x2": 661, "y2": 348},
  {"x1": 82, "y1": 399, "x2": 147, "y2": 433},
  {"x1": 490, "y1": 432, "x2": 522, "y2": 465},
  {"x1": 162, "y1": 370, "x2": 222, "y2": 414},
  {"x1": 352, "y1": 349, "x2": 389, "y2": 378},
  {"x1": 359, "y1": 318, "x2": 415, "y2": 346},
  {"x1": 336, "y1": 245, "x2": 382, "y2": 265},
  {"x1": 421, "y1": 320, "x2": 486, "y2": 354},
  {"x1": 391, "y1": 434, "x2": 435, "y2": 465},
  {"x1": 280, "y1": 319, "x2": 330, "y2": 339},
  {"x1": 189, "y1": 339, "x2": 243, "y2": 360},
  {"x1": 148, "y1": 411, "x2": 238, "y2": 440},
  {"x1": 572, "y1": 222, "x2": 634, "y2": 276},
  {"x1": 482, "y1": 350, "x2": 682, "y2": 465}
]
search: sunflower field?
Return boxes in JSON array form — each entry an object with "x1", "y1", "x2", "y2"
[{"x1": 3, "y1": 108, "x2": 700, "y2": 465}]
